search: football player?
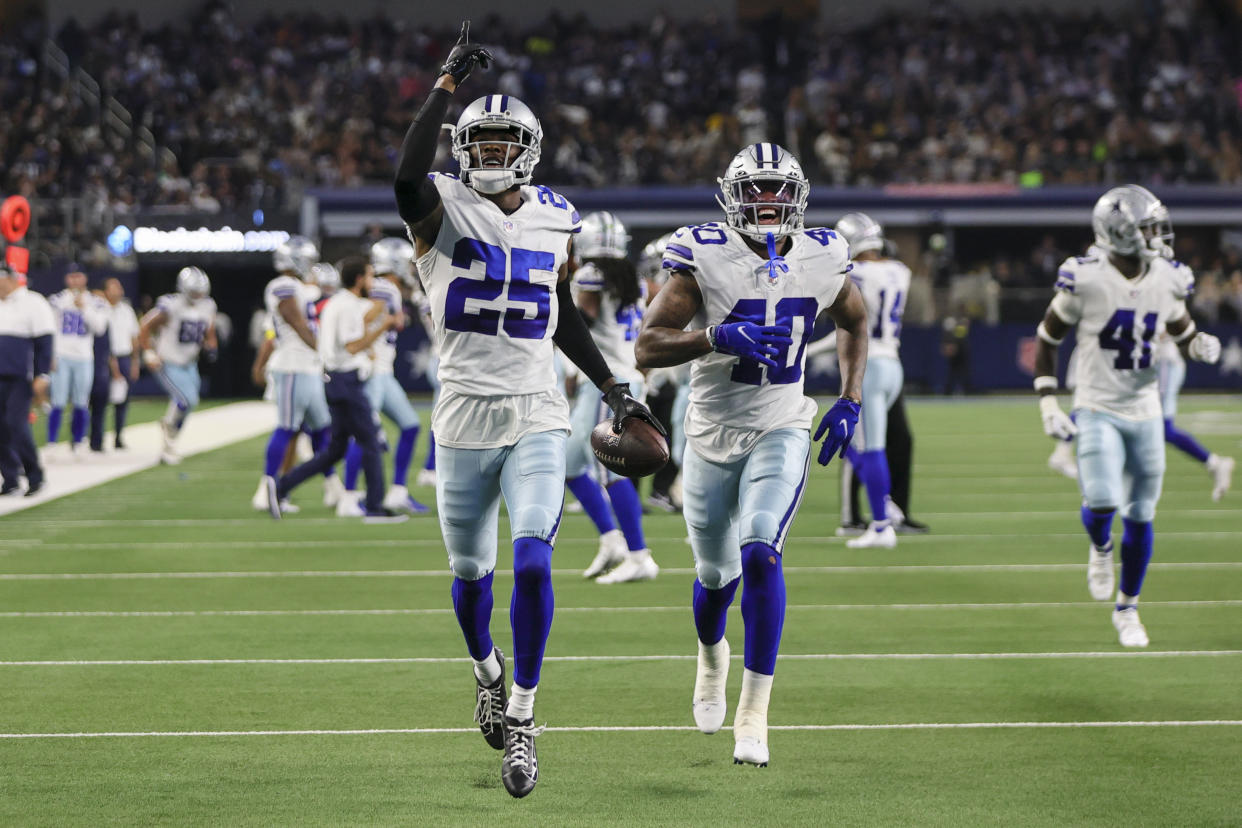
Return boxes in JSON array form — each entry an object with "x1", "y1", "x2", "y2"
[
  {"x1": 251, "y1": 238, "x2": 342, "y2": 513},
  {"x1": 567, "y1": 212, "x2": 658, "y2": 582},
  {"x1": 1034, "y1": 185, "x2": 1222, "y2": 647},
  {"x1": 336, "y1": 238, "x2": 428, "y2": 515},
  {"x1": 1155, "y1": 332, "x2": 1234, "y2": 500},
  {"x1": 392, "y1": 23, "x2": 662, "y2": 798},
  {"x1": 636, "y1": 143, "x2": 869, "y2": 767},
  {"x1": 138, "y1": 267, "x2": 217, "y2": 465},
  {"x1": 46, "y1": 270, "x2": 109, "y2": 456},
  {"x1": 832, "y1": 213, "x2": 911, "y2": 549}
]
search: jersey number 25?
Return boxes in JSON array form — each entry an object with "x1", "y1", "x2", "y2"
[{"x1": 445, "y1": 237, "x2": 554, "y2": 339}]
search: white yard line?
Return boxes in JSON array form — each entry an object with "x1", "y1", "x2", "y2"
[
  {"x1": 3, "y1": 599, "x2": 1242, "y2": 619},
  {"x1": 2, "y1": 720, "x2": 1241, "y2": 739},
  {"x1": 1, "y1": 650, "x2": 1239, "y2": 667},
  {"x1": 0, "y1": 402, "x2": 277, "y2": 517},
  {"x1": 2, "y1": 561, "x2": 1240, "y2": 581}
]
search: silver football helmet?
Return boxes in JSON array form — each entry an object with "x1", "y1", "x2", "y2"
[
  {"x1": 309, "y1": 262, "x2": 340, "y2": 295},
  {"x1": 577, "y1": 212, "x2": 630, "y2": 260},
  {"x1": 369, "y1": 236, "x2": 416, "y2": 285},
  {"x1": 176, "y1": 266, "x2": 210, "y2": 298},
  {"x1": 834, "y1": 212, "x2": 885, "y2": 255},
  {"x1": 451, "y1": 94, "x2": 543, "y2": 194},
  {"x1": 717, "y1": 143, "x2": 809, "y2": 241},
  {"x1": 1091, "y1": 185, "x2": 1173, "y2": 261},
  {"x1": 637, "y1": 232, "x2": 674, "y2": 284},
  {"x1": 273, "y1": 235, "x2": 319, "y2": 279}
]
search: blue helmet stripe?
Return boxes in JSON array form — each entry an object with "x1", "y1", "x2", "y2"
[
  {"x1": 771, "y1": 144, "x2": 782, "y2": 165},
  {"x1": 500, "y1": 94, "x2": 509, "y2": 112}
]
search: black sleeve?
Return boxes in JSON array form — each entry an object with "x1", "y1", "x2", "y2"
[
  {"x1": 552, "y1": 279, "x2": 613, "y2": 389},
  {"x1": 393, "y1": 87, "x2": 452, "y2": 224},
  {"x1": 32, "y1": 333, "x2": 52, "y2": 377}
]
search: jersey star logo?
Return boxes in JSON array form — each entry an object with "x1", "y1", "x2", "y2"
[{"x1": 1219, "y1": 337, "x2": 1242, "y2": 376}]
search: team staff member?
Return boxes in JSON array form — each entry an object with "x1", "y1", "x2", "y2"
[
  {"x1": 265, "y1": 257, "x2": 406, "y2": 523},
  {"x1": 90, "y1": 278, "x2": 140, "y2": 451},
  {"x1": 0, "y1": 267, "x2": 55, "y2": 496}
]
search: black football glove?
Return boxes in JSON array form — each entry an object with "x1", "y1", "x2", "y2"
[
  {"x1": 439, "y1": 21, "x2": 493, "y2": 85},
  {"x1": 602, "y1": 382, "x2": 668, "y2": 438}
]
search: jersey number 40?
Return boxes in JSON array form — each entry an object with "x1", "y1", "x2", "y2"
[
  {"x1": 445, "y1": 237, "x2": 554, "y2": 339},
  {"x1": 725, "y1": 297, "x2": 817, "y2": 386}
]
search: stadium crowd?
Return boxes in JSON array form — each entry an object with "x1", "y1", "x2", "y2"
[{"x1": 3, "y1": 0, "x2": 1242, "y2": 218}]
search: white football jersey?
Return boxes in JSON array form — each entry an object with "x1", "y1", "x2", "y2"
[
  {"x1": 369, "y1": 277, "x2": 403, "y2": 375},
  {"x1": 412, "y1": 173, "x2": 579, "y2": 447},
  {"x1": 850, "y1": 258, "x2": 910, "y2": 360},
  {"x1": 664, "y1": 222, "x2": 852, "y2": 462},
  {"x1": 49, "y1": 289, "x2": 108, "y2": 361},
  {"x1": 1051, "y1": 251, "x2": 1192, "y2": 421},
  {"x1": 264, "y1": 275, "x2": 321, "y2": 374},
  {"x1": 155, "y1": 293, "x2": 216, "y2": 366},
  {"x1": 573, "y1": 262, "x2": 643, "y2": 382}
]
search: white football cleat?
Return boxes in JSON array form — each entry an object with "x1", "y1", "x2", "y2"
[
  {"x1": 733, "y1": 706, "x2": 769, "y2": 767},
  {"x1": 323, "y1": 475, "x2": 346, "y2": 508},
  {"x1": 251, "y1": 479, "x2": 269, "y2": 511},
  {"x1": 1047, "y1": 441, "x2": 1078, "y2": 479},
  {"x1": 336, "y1": 492, "x2": 365, "y2": 517},
  {"x1": 1208, "y1": 454, "x2": 1234, "y2": 502},
  {"x1": 383, "y1": 484, "x2": 430, "y2": 514},
  {"x1": 1112, "y1": 607, "x2": 1149, "y2": 648},
  {"x1": 563, "y1": 500, "x2": 584, "y2": 514},
  {"x1": 692, "y1": 638, "x2": 729, "y2": 734},
  {"x1": 583, "y1": 529, "x2": 626, "y2": 578},
  {"x1": 159, "y1": 450, "x2": 182, "y2": 466},
  {"x1": 596, "y1": 549, "x2": 659, "y2": 584},
  {"x1": 294, "y1": 434, "x2": 314, "y2": 462},
  {"x1": 279, "y1": 499, "x2": 300, "y2": 514},
  {"x1": 1087, "y1": 545, "x2": 1115, "y2": 601},
  {"x1": 846, "y1": 522, "x2": 897, "y2": 549},
  {"x1": 416, "y1": 468, "x2": 437, "y2": 488}
]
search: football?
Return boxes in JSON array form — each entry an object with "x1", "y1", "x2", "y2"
[{"x1": 591, "y1": 417, "x2": 670, "y2": 478}]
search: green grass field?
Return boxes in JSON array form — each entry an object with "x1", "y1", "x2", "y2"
[{"x1": 2, "y1": 396, "x2": 1240, "y2": 826}]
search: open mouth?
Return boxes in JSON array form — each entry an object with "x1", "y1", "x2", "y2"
[
  {"x1": 481, "y1": 156, "x2": 505, "y2": 168},
  {"x1": 756, "y1": 206, "x2": 781, "y2": 224}
]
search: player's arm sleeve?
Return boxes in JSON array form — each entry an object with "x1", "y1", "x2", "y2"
[
  {"x1": 1049, "y1": 259, "x2": 1083, "y2": 325},
  {"x1": 553, "y1": 278, "x2": 613, "y2": 389},
  {"x1": 393, "y1": 88, "x2": 451, "y2": 225}
]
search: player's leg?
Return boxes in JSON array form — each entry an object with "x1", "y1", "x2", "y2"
[
  {"x1": 597, "y1": 380, "x2": 658, "y2": 584},
  {"x1": 732, "y1": 428, "x2": 812, "y2": 766},
  {"x1": 275, "y1": 379, "x2": 355, "y2": 511},
  {"x1": 645, "y1": 378, "x2": 680, "y2": 511},
  {"x1": 886, "y1": 394, "x2": 929, "y2": 532},
  {"x1": 0, "y1": 380, "x2": 21, "y2": 492},
  {"x1": 436, "y1": 439, "x2": 507, "y2": 746},
  {"x1": 1075, "y1": 410, "x2": 1126, "y2": 602},
  {"x1": 497, "y1": 429, "x2": 566, "y2": 798},
  {"x1": 564, "y1": 383, "x2": 624, "y2": 576},
  {"x1": 682, "y1": 445, "x2": 743, "y2": 736},
  {"x1": 154, "y1": 363, "x2": 197, "y2": 463},
  {"x1": 302, "y1": 374, "x2": 341, "y2": 505},
  {"x1": 848, "y1": 358, "x2": 902, "y2": 549},
  {"x1": 378, "y1": 375, "x2": 427, "y2": 514},
  {"x1": 1111, "y1": 416, "x2": 1166, "y2": 648},
  {"x1": 257, "y1": 373, "x2": 301, "y2": 509},
  {"x1": 88, "y1": 364, "x2": 108, "y2": 452},
  {"x1": 60, "y1": 359, "x2": 91, "y2": 452},
  {"x1": 113, "y1": 355, "x2": 132, "y2": 449},
  {"x1": 46, "y1": 363, "x2": 69, "y2": 446},
  {"x1": 1, "y1": 378, "x2": 43, "y2": 493},
  {"x1": 1160, "y1": 358, "x2": 1234, "y2": 500},
  {"x1": 341, "y1": 376, "x2": 383, "y2": 514}
]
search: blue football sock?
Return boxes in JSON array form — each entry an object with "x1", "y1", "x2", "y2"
[
  {"x1": 510, "y1": 537, "x2": 554, "y2": 689},
  {"x1": 566, "y1": 474, "x2": 617, "y2": 534},
  {"x1": 393, "y1": 426, "x2": 418, "y2": 487},
  {"x1": 693, "y1": 577, "x2": 739, "y2": 646},
  {"x1": 70, "y1": 406, "x2": 89, "y2": 444},
  {"x1": 606, "y1": 478, "x2": 646, "y2": 551},
  {"x1": 264, "y1": 428, "x2": 297, "y2": 477},
  {"x1": 1118, "y1": 519, "x2": 1154, "y2": 602},
  {"x1": 451, "y1": 571, "x2": 495, "y2": 662},
  {"x1": 46, "y1": 407, "x2": 63, "y2": 443},
  {"x1": 740, "y1": 542, "x2": 786, "y2": 675},
  {"x1": 344, "y1": 441, "x2": 361, "y2": 491},
  {"x1": 857, "y1": 449, "x2": 891, "y2": 523},
  {"x1": 1081, "y1": 505, "x2": 1115, "y2": 550},
  {"x1": 424, "y1": 433, "x2": 436, "y2": 471},
  {"x1": 1164, "y1": 418, "x2": 1211, "y2": 464}
]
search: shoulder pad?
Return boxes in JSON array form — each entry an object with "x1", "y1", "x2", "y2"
[
  {"x1": 266, "y1": 275, "x2": 299, "y2": 300},
  {"x1": 1054, "y1": 256, "x2": 1082, "y2": 294},
  {"x1": 531, "y1": 185, "x2": 580, "y2": 232}
]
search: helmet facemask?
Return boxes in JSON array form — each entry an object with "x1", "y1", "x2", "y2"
[
  {"x1": 717, "y1": 174, "x2": 808, "y2": 241},
  {"x1": 454, "y1": 124, "x2": 540, "y2": 194},
  {"x1": 1138, "y1": 209, "x2": 1175, "y2": 260}
]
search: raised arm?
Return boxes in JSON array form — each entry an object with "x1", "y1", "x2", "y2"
[{"x1": 394, "y1": 22, "x2": 491, "y2": 251}]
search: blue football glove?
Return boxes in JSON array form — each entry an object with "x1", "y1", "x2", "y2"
[
  {"x1": 813, "y1": 397, "x2": 861, "y2": 466},
  {"x1": 708, "y1": 322, "x2": 793, "y2": 369}
]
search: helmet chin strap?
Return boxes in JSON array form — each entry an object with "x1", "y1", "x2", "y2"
[
  {"x1": 765, "y1": 231, "x2": 789, "y2": 282},
  {"x1": 469, "y1": 169, "x2": 518, "y2": 194}
]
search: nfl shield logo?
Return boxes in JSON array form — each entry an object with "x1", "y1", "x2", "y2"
[{"x1": 502, "y1": 220, "x2": 515, "y2": 233}]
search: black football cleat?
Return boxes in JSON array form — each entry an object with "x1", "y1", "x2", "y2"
[
  {"x1": 473, "y1": 647, "x2": 507, "y2": 750},
  {"x1": 501, "y1": 715, "x2": 543, "y2": 798},
  {"x1": 23, "y1": 480, "x2": 43, "y2": 497},
  {"x1": 1, "y1": 482, "x2": 21, "y2": 496}
]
